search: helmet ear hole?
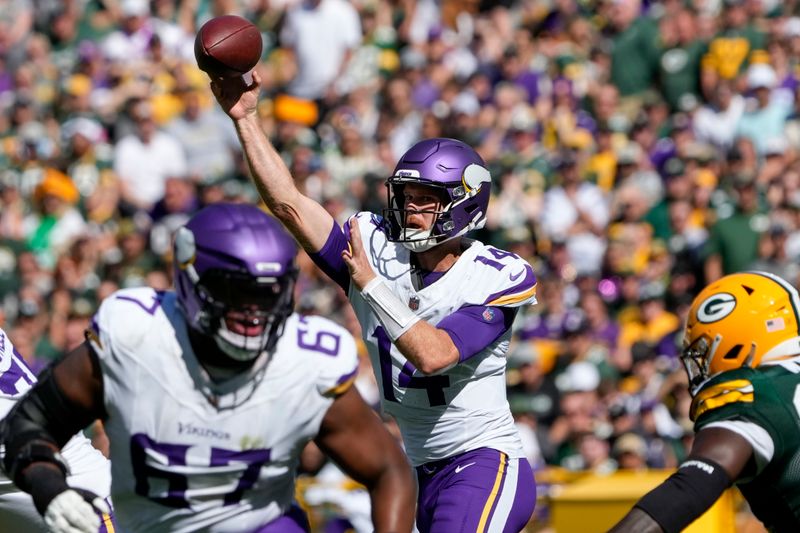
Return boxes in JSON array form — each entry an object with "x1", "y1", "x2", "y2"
[{"x1": 723, "y1": 344, "x2": 743, "y2": 360}]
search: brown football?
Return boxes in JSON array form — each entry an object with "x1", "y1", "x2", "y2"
[{"x1": 194, "y1": 15, "x2": 263, "y2": 78}]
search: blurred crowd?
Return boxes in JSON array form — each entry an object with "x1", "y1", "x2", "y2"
[{"x1": 2, "y1": 0, "x2": 800, "y2": 527}]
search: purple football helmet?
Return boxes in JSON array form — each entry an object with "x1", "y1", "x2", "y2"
[
  {"x1": 174, "y1": 203, "x2": 298, "y2": 362},
  {"x1": 384, "y1": 138, "x2": 491, "y2": 252}
]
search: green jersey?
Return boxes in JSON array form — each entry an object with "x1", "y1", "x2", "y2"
[{"x1": 692, "y1": 361, "x2": 800, "y2": 530}]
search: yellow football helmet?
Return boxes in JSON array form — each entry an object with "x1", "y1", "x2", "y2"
[{"x1": 682, "y1": 271, "x2": 800, "y2": 393}]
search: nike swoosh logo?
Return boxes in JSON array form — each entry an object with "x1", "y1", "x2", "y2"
[
  {"x1": 454, "y1": 462, "x2": 476, "y2": 474},
  {"x1": 509, "y1": 268, "x2": 525, "y2": 282}
]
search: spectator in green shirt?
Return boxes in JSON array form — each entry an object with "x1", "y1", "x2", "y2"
[
  {"x1": 609, "y1": 0, "x2": 661, "y2": 98},
  {"x1": 658, "y1": 8, "x2": 706, "y2": 112},
  {"x1": 703, "y1": 171, "x2": 768, "y2": 281}
]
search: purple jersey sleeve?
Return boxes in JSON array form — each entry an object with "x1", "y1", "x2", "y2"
[
  {"x1": 308, "y1": 219, "x2": 351, "y2": 292},
  {"x1": 437, "y1": 306, "x2": 517, "y2": 362}
]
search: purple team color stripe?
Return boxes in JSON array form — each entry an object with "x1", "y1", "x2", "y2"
[
  {"x1": 116, "y1": 294, "x2": 161, "y2": 315},
  {"x1": 12, "y1": 348, "x2": 36, "y2": 382},
  {"x1": 438, "y1": 306, "x2": 517, "y2": 361},
  {"x1": 483, "y1": 265, "x2": 537, "y2": 305},
  {"x1": 308, "y1": 220, "x2": 350, "y2": 292},
  {"x1": 0, "y1": 349, "x2": 34, "y2": 396},
  {"x1": 336, "y1": 368, "x2": 358, "y2": 387}
]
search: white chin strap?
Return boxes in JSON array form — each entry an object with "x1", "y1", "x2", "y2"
[
  {"x1": 214, "y1": 323, "x2": 268, "y2": 361},
  {"x1": 399, "y1": 228, "x2": 438, "y2": 253}
]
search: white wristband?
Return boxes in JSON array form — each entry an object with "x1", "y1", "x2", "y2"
[{"x1": 360, "y1": 278, "x2": 420, "y2": 341}]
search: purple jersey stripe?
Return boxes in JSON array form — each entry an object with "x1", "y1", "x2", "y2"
[
  {"x1": 0, "y1": 348, "x2": 36, "y2": 397},
  {"x1": 324, "y1": 366, "x2": 358, "y2": 397},
  {"x1": 336, "y1": 367, "x2": 358, "y2": 387},
  {"x1": 11, "y1": 348, "x2": 37, "y2": 383},
  {"x1": 115, "y1": 294, "x2": 162, "y2": 315},
  {"x1": 308, "y1": 219, "x2": 350, "y2": 292},
  {"x1": 437, "y1": 306, "x2": 517, "y2": 362},
  {"x1": 483, "y1": 265, "x2": 537, "y2": 306}
]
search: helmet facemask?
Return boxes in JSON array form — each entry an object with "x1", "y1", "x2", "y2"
[
  {"x1": 384, "y1": 179, "x2": 450, "y2": 252},
  {"x1": 173, "y1": 204, "x2": 300, "y2": 377},
  {"x1": 193, "y1": 269, "x2": 296, "y2": 362},
  {"x1": 383, "y1": 173, "x2": 487, "y2": 252},
  {"x1": 682, "y1": 333, "x2": 759, "y2": 395}
]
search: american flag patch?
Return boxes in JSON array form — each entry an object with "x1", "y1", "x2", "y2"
[
  {"x1": 766, "y1": 317, "x2": 785, "y2": 332},
  {"x1": 482, "y1": 308, "x2": 496, "y2": 322}
]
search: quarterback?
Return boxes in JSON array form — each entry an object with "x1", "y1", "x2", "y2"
[
  {"x1": 611, "y1": 271, "x2": 800, "y2": 532},
  {"x1": 212, "y1": 73, "x2": 537, "y2": 532},
  {"x1": 0, "y1": 327, "x2": 114, "y2": 533},
  {"x1": 1, "y1": 204, "x2": 414, "y2": 533}
]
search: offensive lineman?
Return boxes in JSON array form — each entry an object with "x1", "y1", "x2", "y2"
[
  {"x1": 611, "y1": 271, "x2": 800, "y2": 532},
  {"x1": 1, "y1": 203, "x2": 415, "y2": 532},
  {"x1": 0, "y1": 328, "x2": 114, "y2": 532},
  {"x1": 212, "y1": 73, "x2": 537, "y2": 532}
]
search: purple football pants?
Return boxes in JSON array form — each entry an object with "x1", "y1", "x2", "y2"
[{"x1": 415, "y1": 447, "x2": 536, "y2": 533}]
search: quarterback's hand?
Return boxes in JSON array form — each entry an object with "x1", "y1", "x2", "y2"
[
  {"x1": 210, "y1": 70, "x2": 261, "y2": 121},
  {"x1": 342, "y1": 217, "x2": 377, "y2": 291},
  {"x1": 44, "y1": 488, "x2": 110, "y2": 533}
]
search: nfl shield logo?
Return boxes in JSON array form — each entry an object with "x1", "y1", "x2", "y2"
[{"x1": 409, "y1": 296, "x2": 420, "y2": 311}]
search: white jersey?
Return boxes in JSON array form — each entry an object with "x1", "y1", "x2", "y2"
[
  {"x1": 348, "y1": 212, "x2": 538, "y2": 466},
  {"x1": 87, "y1": 288, "x2": 358, "y2": 533},
  {"x1": 0, "y1": 328, "x2": 112, "y2": 532}
]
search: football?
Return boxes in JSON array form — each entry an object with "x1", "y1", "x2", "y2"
[{"x1": 194, "y1": 15, "x2": 263, "y2": 79}]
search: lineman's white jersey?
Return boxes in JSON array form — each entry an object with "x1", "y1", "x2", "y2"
[
  {"x1": 87, "y1": 288, "x2": 358, "y2": 533},
  {"x1": 0, "y1": 328, "x2": 112, "y2": 532},
  {"x1": 348, "y1": 212, "x2": 538, "y2": 466}
]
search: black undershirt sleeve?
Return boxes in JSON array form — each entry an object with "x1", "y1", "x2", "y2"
[
  {"x1": 635, "y1": 457, "x2": 732, "y2": 533},
  {"x1": 1, "y1": 363, "x2": 104, "y2": 486}
]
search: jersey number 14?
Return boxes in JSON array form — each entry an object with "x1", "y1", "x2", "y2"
[{"x1": 373, "y1": 326, "x2": 450, "y2": 406}]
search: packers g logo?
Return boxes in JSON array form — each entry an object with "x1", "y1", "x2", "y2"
[{"x1": 696, "y1": 293, "x2": 736, "y2": 323}]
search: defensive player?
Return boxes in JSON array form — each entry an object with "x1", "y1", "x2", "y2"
[
  {"x1": 0, "y1": 327, "x2": 114, "y2": 533},
  {"x1": 610, "y1": 271, "x2": 800, "y2": 532},
  {"x1": 1, "y1": 203, "x2": 415, "y2": 533},
  {"x1": 212, "y1": 73, "x2": 538, "y2": 532}
]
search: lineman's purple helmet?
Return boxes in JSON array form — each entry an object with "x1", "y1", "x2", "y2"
[
  {"x1": 174, "y1": 203, "x2": 298, "y2": 362},
  {"x1": 384, "y1": 138, "x2": 491, "y2": 252}
]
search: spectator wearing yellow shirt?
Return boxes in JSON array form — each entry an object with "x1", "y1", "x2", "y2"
[{"x1": 702, "y1": 0, "x2": 766, "y2": 84}]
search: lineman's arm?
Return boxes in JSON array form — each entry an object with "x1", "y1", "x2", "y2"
[
  {"x1": 210, "y1": 72, "x2": 334, "y2": 253},
  {"x1": 314, "y1": 386, "x2": 415, "y2": 533},
  {"x1": 609, "y1": 427, "x2": 754, "y2": 533},
  {"x1": 1, "y1": 342, "x2": 109, "y2": 529}
]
